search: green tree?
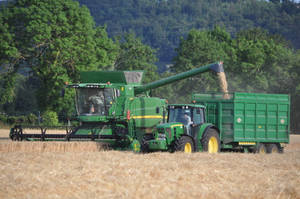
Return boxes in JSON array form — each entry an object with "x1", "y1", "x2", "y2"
[
  {"x1": 78, "y1": 0, "x2": 300, "y2": 66},
  {"x1": 1, "y1": 74, "x2": 39, "y2": 115},
  {"x1": 114, "y1": 33, "x2": 158, "y2": 84},
  {"x1": 0, "y1": 7, "x2": 19, "y2": 105},
  {"x1": 229, "y1": 28, "x2": 295, "y2": 93},
  {"x1": 0, "y1": 0, "x2": 118, "y2": 114},
  {"x1": 172, "y1": 27, "x2": 299, "y2": 131},
  {"x1": 42, "y1": 110, "x2": 59, "y2": 126},
  {"x1": 170, "y1": 26, "x2": 234, "y2": 103}
]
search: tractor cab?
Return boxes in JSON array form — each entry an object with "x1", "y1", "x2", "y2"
[{"x1": 168, "y1": 104, "x2": 206, "y2": 135}]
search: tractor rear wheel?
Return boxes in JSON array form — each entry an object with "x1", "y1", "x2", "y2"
[
  {"x1": 201, "y1": 128, "x2": 220, "y2": 153},
  {"x1": 174, "y1": 136, "x2": 194, "y2": 153}
]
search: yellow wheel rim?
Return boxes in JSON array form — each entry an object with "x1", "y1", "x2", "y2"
[
  {"x1": 184, "y1": 143, "x2": 192, "y2": 153},
  {"x1": 208, "y1": 136, "x2": 218, "y2": 153},
  {"x1": 259, "y1": 146, "x2": 266, "y2": 154},
  {"x1": 271, "y1": 146, "x2": 278, "y2": 153}
]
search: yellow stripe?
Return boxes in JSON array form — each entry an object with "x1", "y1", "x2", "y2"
[
  {"x1": 239, "y1": 142, "x2": 256, "y2": 145},
  {"x1": 132, "y1": 115, "x2": 164, "y2": 119},
  {"x1": 171, "y1": 124, "x2": 183, "y2": 128}
]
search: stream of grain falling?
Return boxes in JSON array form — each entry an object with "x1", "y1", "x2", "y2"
[{"x1": 217, "y1": 72, "x2": 230, "y2": 99}]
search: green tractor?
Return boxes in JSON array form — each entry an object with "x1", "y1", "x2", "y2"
[{"x1": 145, "y1": 104, "x2": 220, "y2": 153}]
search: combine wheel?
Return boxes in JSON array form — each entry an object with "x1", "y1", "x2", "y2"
[
  {"x1": 201, "y1": 128, "x2": 220, "y2": 153},
  {"x1": 141, "y1": 134, "x2": 154, "y2": 153},
  {"x1": 256, "y1": 143, "x2": 267, "y2": 154},
  {"x1": 266, "y1": 144, "x2": 281, "y2": 154},
  {"x1": 175, "y1": 136, "x2": 194, "y2": 153}
]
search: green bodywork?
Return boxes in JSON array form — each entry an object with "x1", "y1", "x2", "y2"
[
  {"x1": 193, "y1": 92, "x2": 290, "y2": 148},
  {"x1": 148, "y1": 104, "x2": 214, "y2": 152}
]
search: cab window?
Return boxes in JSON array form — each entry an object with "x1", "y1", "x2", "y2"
[{"x1": 192, "y1": 108, "x2": 205, "y2": 125}]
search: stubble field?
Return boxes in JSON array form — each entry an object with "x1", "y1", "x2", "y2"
[{"x1": 0, "y1": 129, "x2": 299, "y2": 199}]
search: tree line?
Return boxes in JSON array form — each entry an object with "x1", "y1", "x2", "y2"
[
  {"x1": 77, "y1": 0, "x2": 300, "y2": 68},
  {"x1": 0, "y1": 0, "x2": 299, "y2": 132}
]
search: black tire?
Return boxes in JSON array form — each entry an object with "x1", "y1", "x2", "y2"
[
  {"x1": 201, "y1": 128, "x2": 220, "y2": 153},
  {"x1": 140, "y1": 134, "x2": 154, "y2": 153},
  {"x1": 174, "y1": 136, "x2": 194, "y2": 153},
  {"x1": 256, "y1": 143, "x2": 267, "y2": 154},
  {"x1": 266, "y1": 144, "x2": 282, "y2": 154},
  {"x1": 10, "y1": 126, "x2": 22, "y2": 141}
]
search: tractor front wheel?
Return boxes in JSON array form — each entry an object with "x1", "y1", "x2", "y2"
[{"x1": 175, "y1": 136, "x2": 194, "y2": 153}]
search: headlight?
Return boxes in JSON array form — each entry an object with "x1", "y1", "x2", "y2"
[{"x1": 158, "y1": 133, "x2": 166, "y2": 139}]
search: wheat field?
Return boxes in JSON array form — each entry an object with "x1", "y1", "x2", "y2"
[{"x1": 0, "y1": 129, "x2": 299, "y2": 199}]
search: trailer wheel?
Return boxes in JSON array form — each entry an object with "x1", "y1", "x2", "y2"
[
  {"x1": 175, "y1": 136, "x2": 194, "y2": 153},
  {"x1": 256, "y1": 143, "x2": 267, "y2": 154},
  {"x1": 266, "y1": 144, "x2": 281, "y2": 154},
  {"x1": 201, "y1": 128, "x2": 220, "y2": 153}
]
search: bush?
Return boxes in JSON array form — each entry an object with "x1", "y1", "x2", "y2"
[
  {"x1": 0, "y1": 114, "x2": 7, "y2": 124},
  {"x1": 27, "y1": 113, "x2": 38, "y2": 125},
  {"x1": 7, "y1": 116, "x2": 17, "y2": 125},
  {"x1": 17, "y1": 115, "x2": 26, "y2": 123},
  {"x1": 42, "y1": 111, "x2": 59, "y2": 126}
]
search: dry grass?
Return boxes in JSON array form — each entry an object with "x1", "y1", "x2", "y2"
[
  {"x1": 0, "y1": 142, "x2": 106, "y2": 152},
  {"x1": 0, "y1": 130, "x2": 299, "y2": 199},
  {"x1": 0, "y1": 129, "x2": 9, "y2": 138}
]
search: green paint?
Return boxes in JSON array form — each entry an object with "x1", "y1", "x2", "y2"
[
  {"x1": 148, "y1": 139, "x2": 168, "y2": 151},
  {"x1": 193, "y1": 92, "x2": 290, "y2": 145}
]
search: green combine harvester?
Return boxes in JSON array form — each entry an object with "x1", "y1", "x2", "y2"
[{"x1": 10, "y1": 62, "x2": 226, "y2": 152}]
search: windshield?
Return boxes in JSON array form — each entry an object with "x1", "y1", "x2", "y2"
[
  {"x1": 168, "y1": 106, "x2": 204, "y2": 125},
  {"x1": 76, "y1": 88, "x2": 115, "y2": 116},
  {"x1": 168, "y1": 107, "x2": 192, "y2": 125}
]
